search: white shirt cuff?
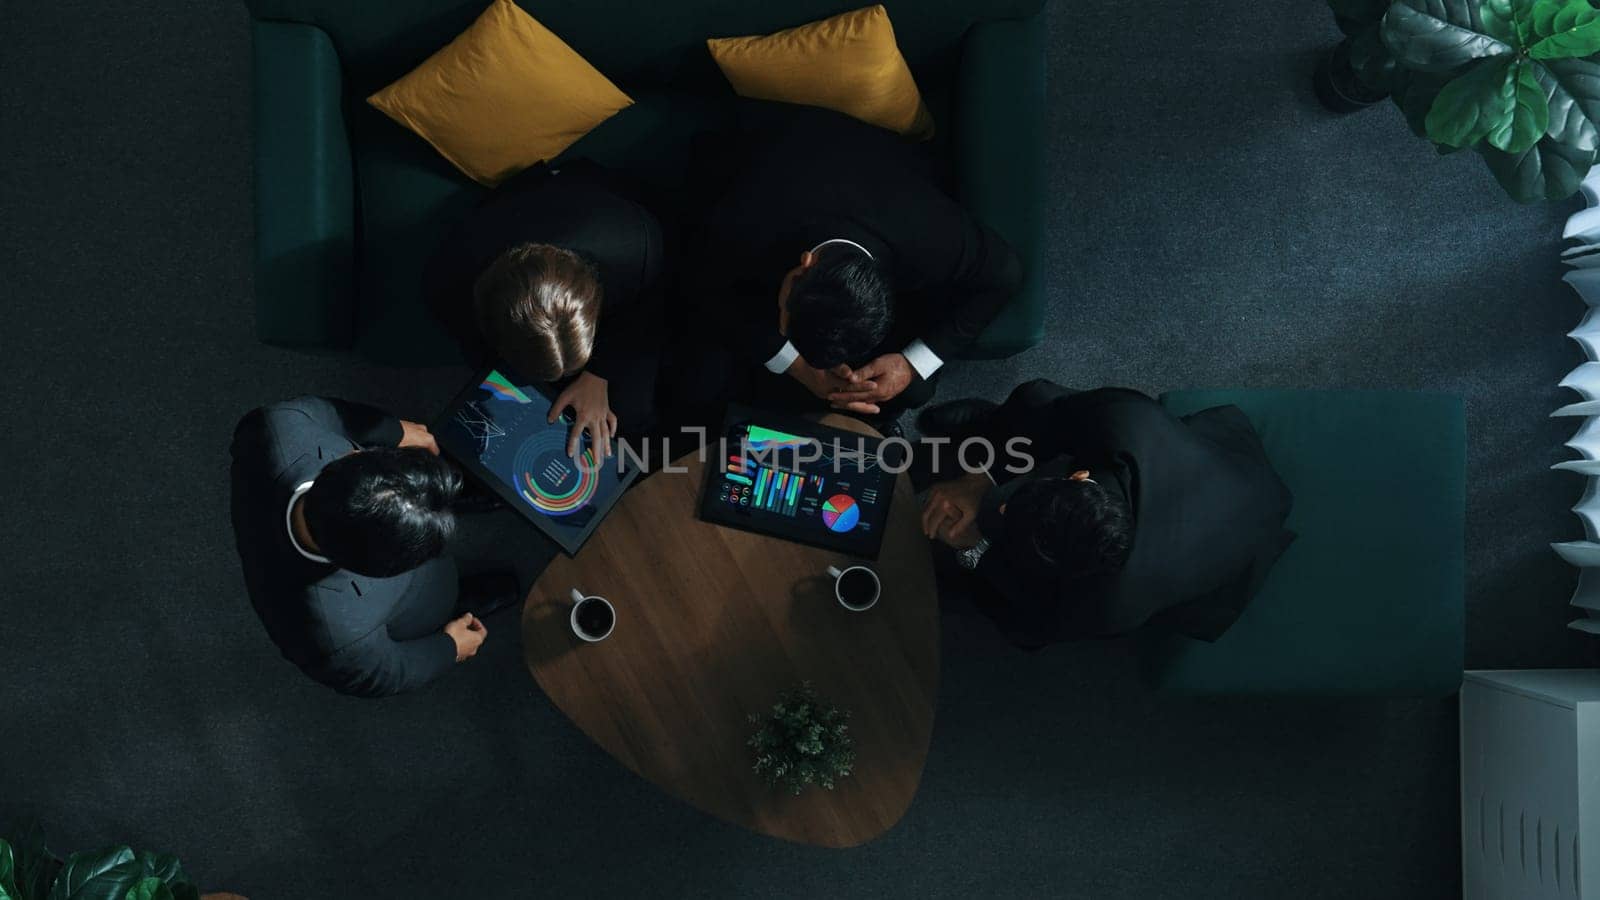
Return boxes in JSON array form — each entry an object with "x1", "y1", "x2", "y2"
[
  {"x1": 764, "y1": 341, "x2": 800, "y2": 374},
  {"x1": 901, "y1": 339, "x2": 943, "y2": 380}
]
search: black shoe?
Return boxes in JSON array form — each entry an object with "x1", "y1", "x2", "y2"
[
  {"x1": 457, "y1": 571, "x2": 523, "y2": 619},
  {"x1": 917, "y1": 399, "x2": 998, "y2": 439}
]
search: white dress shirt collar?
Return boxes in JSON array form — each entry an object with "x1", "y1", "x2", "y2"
[{"x1": 285, "y1": 480, "x2": 332, "y2": 565}]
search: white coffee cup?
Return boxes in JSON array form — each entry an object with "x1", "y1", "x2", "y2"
[
  {"x1": 568, "y1": 588, "x2": 616, "y2": 642},
  {"x1": 826, "y1": 565, "x2": 881, "y2": 611}
]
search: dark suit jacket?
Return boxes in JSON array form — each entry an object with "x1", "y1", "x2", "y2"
[
  {"x1": 967, "y1": 382, "x2": 1295, "y2": 645},
  {"x1": 692, "y1": 103, "x2": 1022, "y2": 369},
  {"x1": 230, "y1": 396, "x2": 459, "y2": 697},
  {"x1": 424, "y1": 161, "x2": 665, "y2": 394}
]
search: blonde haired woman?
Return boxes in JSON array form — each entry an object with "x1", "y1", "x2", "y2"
[{"x1": 426, "y1": 160, "x2": 666, "y2": 458}]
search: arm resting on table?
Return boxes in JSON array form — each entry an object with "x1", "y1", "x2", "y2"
[{"x1": 251, "y1": 20, "x2": 356, "y2": 348}]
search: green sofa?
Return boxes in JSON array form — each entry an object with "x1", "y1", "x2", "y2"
[
  {"x1": 243, "y1": 0, "x2": 1048, "y2": 365},
  {"x1": 1141, "y1": 390, "x2": 1467, "y2": 697}
]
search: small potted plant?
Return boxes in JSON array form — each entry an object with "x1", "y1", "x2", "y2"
[{"x1": 748, "y1": 683, "x2": 855, "y2": 796}]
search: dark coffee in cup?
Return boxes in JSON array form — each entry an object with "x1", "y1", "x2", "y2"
[
  {"x1": 567, "y1": 588, "x2": 616, "y2": 641},
  {"x1": 837, "y1": 569, "x2": 878, "y2": 608},
  {"x1": 826, "y1": 564, "x2": 881, "y2": 611},
  {"x1": 575, "y1": 599, "x2": 614, "y2": 638}
]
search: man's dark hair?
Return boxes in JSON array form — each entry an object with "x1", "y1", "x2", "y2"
[
  {"x1": 1003, "y1": 476, "x2": 1133, "y2": 579},
  {"x1": 785, "y1": 250, "x2": 892, "y2": 369},
  {"x1": 304, "y1": 448, "x2": 463, "y2": 578}
]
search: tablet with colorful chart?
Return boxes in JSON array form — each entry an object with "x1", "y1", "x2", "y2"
[
  {"x1": 434, "y1": 364, "x2": 640, "y2": 555},
  {"x1": 698, "y1": 405, "x2": 895, "y2": 559}
]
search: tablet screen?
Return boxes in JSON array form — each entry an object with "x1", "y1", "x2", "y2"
[
  {"x1": 699, "y1": 407, "x2": 895, "y2": 559},
  {"x1": 434, "y1": 365, "x2": 639, "y2": 555}
]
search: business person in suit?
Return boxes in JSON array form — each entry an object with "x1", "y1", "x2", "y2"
[
  {"x1": 917, "y1": 381, "x2": 1295, "y2": 648},
  {"x1": 426, "y1": 160, "x2": 667, "y2": 457},
  {"x1": 682, "y1": 103, "x2": 1022, "y2": 424},
  {"x1": 230, "y1": 396, "x2": 511, "y2": 697}
]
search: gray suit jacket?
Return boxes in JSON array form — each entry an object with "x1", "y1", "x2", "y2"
[{"x1": 229, "y1": 396, "x2": 458, "y2": 697}]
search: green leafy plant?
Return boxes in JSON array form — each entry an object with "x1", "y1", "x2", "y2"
[
  {"x1": 1332, "y1": 0, "x2": 1600, "y2": 201},
  {"x1": 0, "y1": 824, "x2": 200, "y2": 900},
  {"x1": 747, "y1": 683, "x2": 855, "y2": 796}
]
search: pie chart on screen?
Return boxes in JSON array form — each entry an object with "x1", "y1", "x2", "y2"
[{"x1": 821, "y1": 494, "x2": 860, "y2": 533}]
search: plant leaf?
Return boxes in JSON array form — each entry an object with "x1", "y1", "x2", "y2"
[
  {"x1": 127, "y1": 856, "x2": 182, "y2": 890},
  {"x1": 1482, "y1": 54, "x2": 1600, "y2": 200},
  {"x1": 12, "y1": 825, "x2": 59, "y2": 900},
  {"x1": 1528, "y1": 0, "x2": 1600, "y2": 56},
  {"x1": 44, "y1": 848, "x2": 140, "y2": 900},
  {"x1": 1536, "y1": 55, "x2": 1600, "y2": 147},
  {"x1": 1382, "y1": 0, "x2": 1516, "y2": 72},
  {"x1": 120, "y1": 878, "x2": 171, "y2": 900},
  {"x1": 1427, "y1": 58, "x2": 1521, "y2": 147},
  {"x1": 1528, "y1": 0, "x2": 1600, "y2": 57},
  {"x1": 0, "y1": 841, "x2": 18, "y2": 900},
  {"x1": 1424, "y1": 57, "x2": 1548, "y2": 153},
  {"x1": 1479, "y1": 0, "x2": 1531, "y2": 43},
  {"x1": 1481, "y1": 129, "x2": 1596, "y2": 199},
  {"x1": 1491, "y1": 60, "x2": 1551, "y2": 151}
]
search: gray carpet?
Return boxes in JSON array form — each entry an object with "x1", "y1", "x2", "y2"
[{"x1": 1, "y1": 0, "x2": 1594, "y2": 897}]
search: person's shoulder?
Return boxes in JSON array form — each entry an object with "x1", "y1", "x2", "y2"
[
  {"x1": 1069, "y1": 387, "x2": 1165, "y2": 420},
  {"x1": 297, "y1": 576, "x2": 402, "y2": 652},
  {"x1": 1081, "y1": 386, "x2": 1158, "y2": 404},
  {"x1": 229, "y1": 397, "x2": 336, "y2": 474},
  {"x1": 241, "y1": 395, "x2": 331, "y2": 424},
  {"x1": 233, "y1": 397, "x2": 313, "y2": 441},
  {"x1": 241, "y1": 562, "x2": 343, "y2": 658}
]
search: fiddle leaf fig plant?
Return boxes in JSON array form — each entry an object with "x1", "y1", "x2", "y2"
[
  {"x1": 1332, "y1": 0, "x2": 1600, "y2": 201},
  {"x1": 0, "y1": 824, "x2": 200, "y2": 900}
]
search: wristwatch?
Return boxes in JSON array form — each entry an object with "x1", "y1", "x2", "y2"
[{"x1": 956, "y1": 537, "x2": 991, "y2": 571}]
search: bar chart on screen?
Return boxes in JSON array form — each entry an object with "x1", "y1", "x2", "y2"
[{"x1": 726, "y1": 454, "x2": 815, "y2": 518}]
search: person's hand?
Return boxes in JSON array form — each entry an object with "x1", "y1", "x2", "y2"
[
  {"x1": 445, "y1": 612, "x2": 487, "y2": 662},
  {"x1": 827, "y1": 353, "x2": 916, "y2": 415},
  {"x1": 398, "y1": 420, "x2": 439, "y2": 455},
  {"x1": 549, "y1": 371, "x2": 617, "y2": 460},
  {"x1": 787, "y1": 356, "x2": 857, "y2": 403},
  {"x1": 921, "y1": 471, "x2": 992, "y2": 550}
]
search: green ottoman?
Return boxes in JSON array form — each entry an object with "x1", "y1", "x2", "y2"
[{"x1": 1138, "y1": 390, "x2": 1466, "y2": 697}]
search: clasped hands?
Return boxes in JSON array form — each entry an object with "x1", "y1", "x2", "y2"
[{"x1": 790, "y1": 352, "x2": 915, "y2": 415}]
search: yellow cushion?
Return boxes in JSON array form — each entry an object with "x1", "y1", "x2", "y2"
[
  {"x1": 367, "y1": 0, "x2": 633, "y2": 186},
  {"x1": 706, "y1": 5, "x2": 933, "y2": 140}
]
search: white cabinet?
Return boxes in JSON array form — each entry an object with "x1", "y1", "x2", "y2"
[{"x1": 1462, "y1": 670, "x2": 1600, "y2": 900}]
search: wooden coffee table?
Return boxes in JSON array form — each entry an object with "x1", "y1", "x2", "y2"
[{"x1": 521, "y1": 415, "x2": 939, "y2": 848}]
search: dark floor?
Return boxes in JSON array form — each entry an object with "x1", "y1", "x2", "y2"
[{"x1": 2, "y1": 1, "x2": 1595, "y2": 898}]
